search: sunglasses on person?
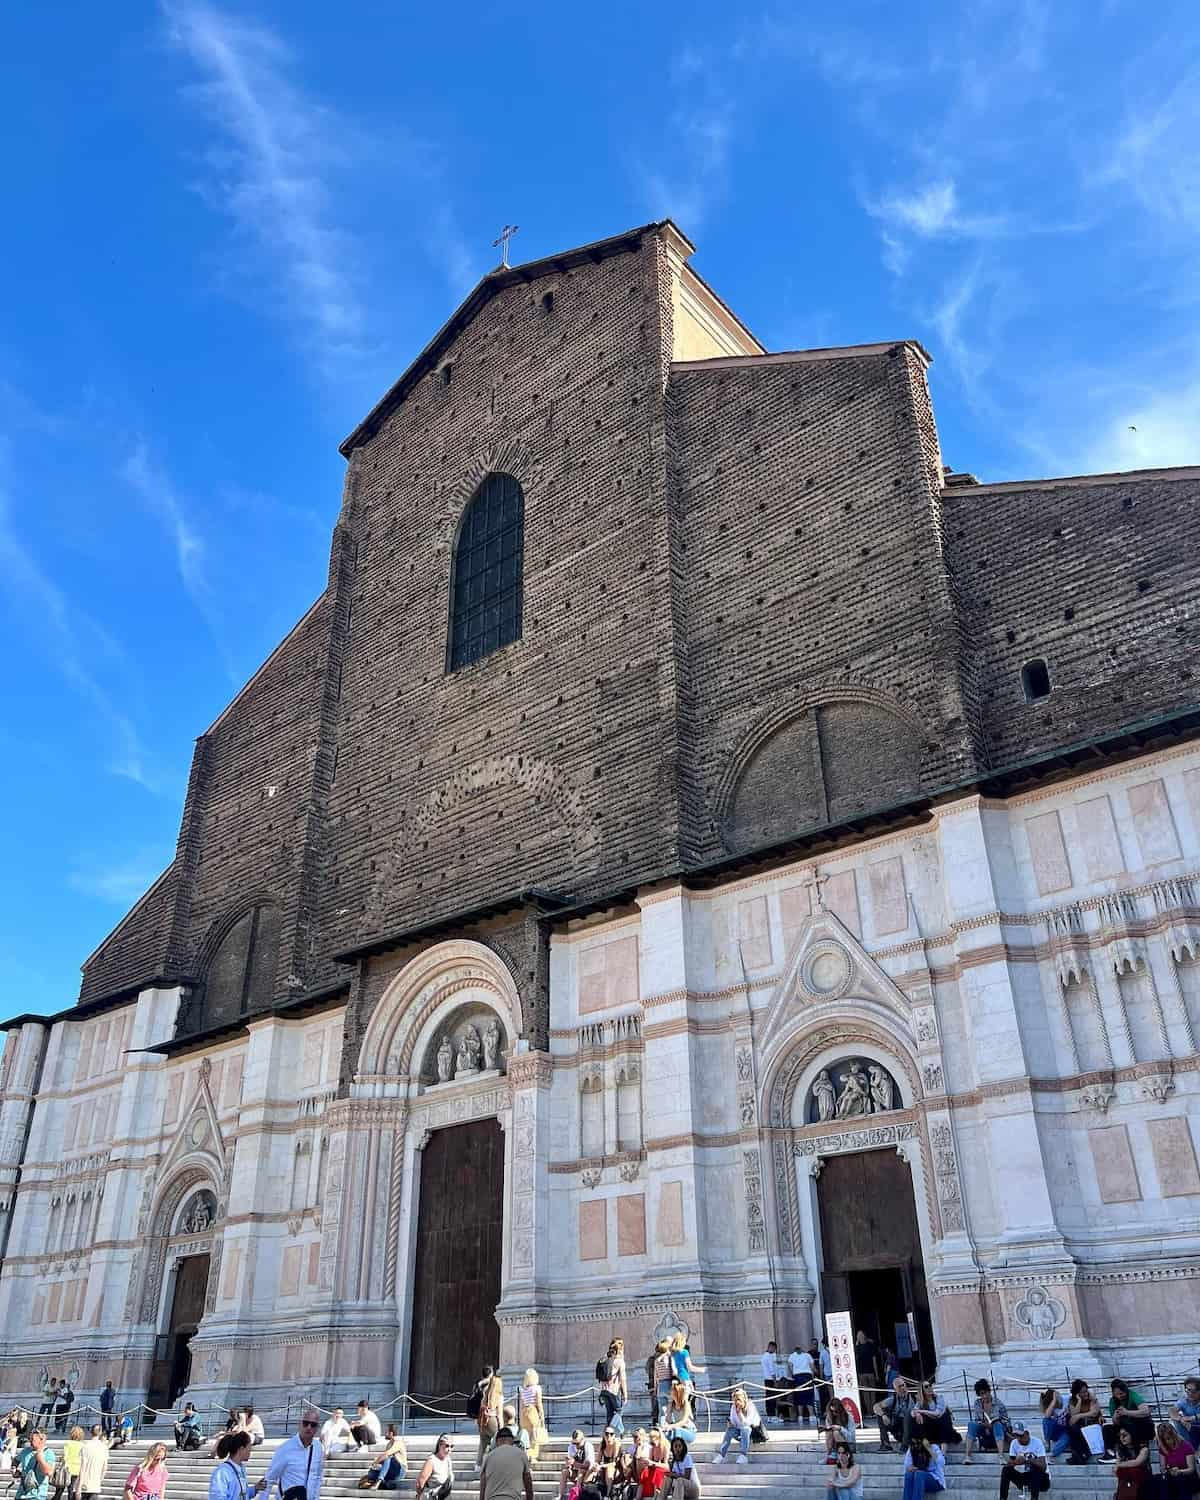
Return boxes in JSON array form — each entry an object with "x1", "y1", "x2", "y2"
[{"x1": 300, "y1": 1420, "x2": 319, "y2": 1430}]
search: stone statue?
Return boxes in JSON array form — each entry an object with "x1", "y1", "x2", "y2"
[
  {"x1": 835, "y1": 1063, "x2": 870, "y2": 1119},
  {"x1": 436, "y1": 1035, "x2": 453, "y2": 1083},
  {"x1": 483, "y1": 1019, "x2": 501, "y2": 1072},
  {"x1": 456, "y1": 1024, "x2": 481, "y2": 1077},
  {"x1": 868, "y1": 1064, "x2": 894, "y2": 1114},
  {"x1": 813, "y1": 1069, "x2": 837, "y2": 1122},
  {"x1": 184, "y1": 1196, "x2": 212, "y2": 1233}
]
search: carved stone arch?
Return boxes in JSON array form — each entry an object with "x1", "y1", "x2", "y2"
[
  {"x1": 193, "y1": 889, "x2": 280, "y2": 974},
  {"x1": 358, "y1": 939, "x2": 523, "y2": 1082},
  {"x1": 136, "y1": 1164, "x2": 219, "y2": 1325},
  {"x1": 713, "y1": 681, "x2": 929, "y2": 855},
  {"x1": 762, "y1": 1017, "x2": 923, "y2": 1130},
  {"x1": 434, "y1": 442, "x2": 536, "y2": 556}
]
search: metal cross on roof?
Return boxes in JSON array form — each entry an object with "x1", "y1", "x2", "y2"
[{"x1": 493, "y1": 223, "x2": 520, "y2": 269}]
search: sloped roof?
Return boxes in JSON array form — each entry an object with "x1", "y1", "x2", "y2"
[
  {"x1": 78, "y1": 860, "x2": 178, "y2": 1004},
  {"x1": 339, "y1": 220, "x2": 684, "y2": 457}
]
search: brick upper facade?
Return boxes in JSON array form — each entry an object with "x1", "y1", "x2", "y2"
[{"x1": 76, "y1": 221, "x2": 1200, "y2": 1040}]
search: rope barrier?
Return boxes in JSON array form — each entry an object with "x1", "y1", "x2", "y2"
[{"x1": 6, "y1": 1361, "x2": 1197, "y2": 1443}]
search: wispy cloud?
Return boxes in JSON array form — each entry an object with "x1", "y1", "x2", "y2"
[
  {"x1": 638, "y1": 48, "x2": 734, "y2": 230},
  {"x1": 162, "y1": 1, "x2": 368, "y2": 365},
  {"x1": 0, "y1": 456, "x2": 163, "y2": 794},
  {"x1": 121, "y1": 441, "x2": 239, "y2": 681},
  {"x1": 68, "y1": 850, "x2": 173, "y2": 906}
]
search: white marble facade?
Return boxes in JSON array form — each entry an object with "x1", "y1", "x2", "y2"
[{"x1": 0, "y1": 740, "x2": 1198, "y2": 1408}]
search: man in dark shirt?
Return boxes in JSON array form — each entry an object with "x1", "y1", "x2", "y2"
[{"x1": 854, "y1": 1330, "x2": 879, "y2": 1386}]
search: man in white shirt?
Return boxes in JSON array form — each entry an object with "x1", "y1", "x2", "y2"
[
  {"x1": 319, "y1": 1410, "x2": 352, "y2": 1457},
  {"x1": 557, "y1": 1430, "x2": 596, "y2": 1500},
  {"x1": 788, "y1": 1345, "x2": 816, "y2": 1425},
  {"x1": 350, "y1": 1403, "x2": 381, "y2": 1451},
  {"x1": 1002, "y1": 1422, "x2": 1049, "y2": 1500},
  {"x1": 265, "y1": 1409, "x2": 326, "y2": 1500},
  {"x1": 760, "y1": 1342, "x2": 785, "y2": 1425},
  {"x1": 78, "y1": 1425, "x2": 109, "y2": 1500}
]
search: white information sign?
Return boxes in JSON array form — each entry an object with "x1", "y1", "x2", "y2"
[{"x1": 825, "y1": 1309, "x2": 863, "y2": 1425}]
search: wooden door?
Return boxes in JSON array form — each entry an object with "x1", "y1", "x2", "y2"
[
  {"x1": 409, "y1": 1119, "x2": 504, "y2": 1397},
  {"x1": 148, "y1": 1252, "x2": 209, "y2": 1408},
  {"x1": 817, "y1": 1149, "x2": 922, "y2": 1271}
]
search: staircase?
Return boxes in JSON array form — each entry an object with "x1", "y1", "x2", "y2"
[{"x1": 87, "y1": 1430, "x2": 1120, "y2": 1500}]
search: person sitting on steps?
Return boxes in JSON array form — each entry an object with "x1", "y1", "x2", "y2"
[
  {"x1": 357, "y1": 1427, "x2": 407, "y2": 1491},
  {"x1": 1000, "y1": 1420, "x2": 1050, "y2": 1500},
  {"x1": 413, "y1": 1435, "x2": 454, "y2": 1500},
  {"x1": 712, "y1": 1389, "x2": 759, "y2": 1467},
  {"x1": 903, "y1": 1437, "x2": 946, "y2": 1500},
  {"x1": 825, "y1": 1440, "x2": 862, "y2": 1500},
  {"x1": 1064, "y1": 1379, "x2": 1106, "y2": 1466},
  {"x1": 965, "y1": 1380, "x2": 1012, "y2": 1464},
  {"x1": 657, "y1": 1437, "x2": 698, "y2": 1500},
  {"x1": 913, "y1": 1384, "x2": 961, "y2": 1449},
  {"x1": 558, "y1": 1430, "x2": 597, "y2": 1500},
  {"x1": 876, "y1": 1377, "x2": 918, "y2": 1453},
  {"x1": 822, "y1": 1398, "x2": 856, "y2": 1461},
  {"x1": 1155, "y1": 1420, "x2": 1199, "y2": 1500},
  {"x1": 1111, "y1": 1425, "x2": 1151, "y2": 1499},
  {"x1": 1103, "y1": 1383, "x2": 1154, "y2": 1459}
]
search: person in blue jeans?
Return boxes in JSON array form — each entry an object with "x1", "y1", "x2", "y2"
[
  {"x1": 1040, "y1": 1389, "x2": 1071, "y2": 1458},
  {"x1": 965, "y1": 1379, "x2": 1010, "y2": 1463},
  {"x1": 903, "y1": 1439, "x2": 946, "y2": 1500},
  {"x1": 362, "y1": 1428, "x2": 407, "y2": 1490},
  {"x1": 1172, "y1": 1380, "x2": 1200, "y2": 1447},
  {"x1": 712, "y1": 1390, "x2": 760, "y2": 1466}
]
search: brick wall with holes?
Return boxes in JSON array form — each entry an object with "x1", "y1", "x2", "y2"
[
  {"x1": 317, "y1": 235, "x2": 685, "y2": 979},
  {"x1": 667, "y1": 343, "x2": 981, "y2": 859},
  {"x1": 944, "y1": 472, "x2": 1200, "y2": 768}
]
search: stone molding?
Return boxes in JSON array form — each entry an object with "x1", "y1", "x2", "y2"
[
  {"x1": 495, "y1": 1291, "x2": 813, "y2": 1328},
  {"x1": 507, "y1": 1052, "x2": 554, "y2": 1089}
]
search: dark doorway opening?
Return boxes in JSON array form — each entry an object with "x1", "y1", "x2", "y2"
[
  {"x1": 147, "y1": 1252, "x2": 209, "y2": 1409},
  {"x1": 409, "y1": 1118, "x2": 504, "y2": 1399},
  {"x1": 816, "y1": 1149, "x2": 935, "y2": 1380}
]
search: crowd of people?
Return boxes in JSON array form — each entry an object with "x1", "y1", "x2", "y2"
[{"x1": 0, "y1": 1353, "x2": 1195, "y2": 1500}]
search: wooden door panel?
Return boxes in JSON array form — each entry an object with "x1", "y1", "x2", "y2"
[
  {"x1": 817, "y1": 1149, "x2": 921, "y2": 1270},
  {"x1": 409, "y1": 1119, "x2": 504, "y2": 1397}
]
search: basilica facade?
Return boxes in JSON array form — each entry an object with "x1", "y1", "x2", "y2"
[{"x1": 0, "y1": 220, "x2": 1198, "y2": 1414}]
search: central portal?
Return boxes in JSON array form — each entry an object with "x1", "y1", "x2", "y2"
[
  {"x1": 816, "y1": 1149, "x2": 935, "y2": 1377},
  {"x1": 409, "y1": 1118, "x2": 504, "y2": 1397}
]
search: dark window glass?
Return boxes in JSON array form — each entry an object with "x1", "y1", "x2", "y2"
[
  {"x1": 1022, "y1": 658, "x2": 1051, "y2": 701},
  {"x1": 448, "y1": 472, "x2": 524, "y2": 670}
]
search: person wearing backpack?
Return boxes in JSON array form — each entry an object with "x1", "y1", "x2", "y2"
[
  {"x1": 597, "y1": 1340, "x2": 628, "y2": 1437},
  {"x1": 16, "y1": 1430, "x2": 57, "y2": 1500},
  {"x1": 475, "y1": 1367, "x2": 504, "y2": 1472}
]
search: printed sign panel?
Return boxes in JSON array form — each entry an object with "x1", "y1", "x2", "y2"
[{"x1": 825, "y1": 1309, "x2": 862, "y2": 1424}]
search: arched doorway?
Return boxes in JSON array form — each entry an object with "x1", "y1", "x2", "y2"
[
  {"x1": 816, "y1": 1147, "x2": 935, "y2": 1378},
  {"x1": 142, "y1": 1184, "x2": 217, "y2": 1410}
]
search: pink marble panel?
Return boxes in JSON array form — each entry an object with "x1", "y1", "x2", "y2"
[
  {"x1": 579, "y1": 1198, "x2": 607, "y2": 1261},
  {"x1": 279, "y1": 1244, "x2": 302, "y2": 1297},
  {"x1": 579, "y1": 947, "x2": 608, "y2": 1015},
  {"x1": 1089, "y1": 1124, "x2": 1141, "y2": 1203},
  {"x1": 1025, "y1": 811, "x2": 1073, "y2": 894},
  {"x1": 1075, "y1": 795, "x2": 1125, "y2": 880},
  {"x1": 223, "y1": 1054, "x2": 244, "y2": 1109},
  {"x1": 308, "y1": 1241, "x2": 321, "y2": 1285},
  {"x1": 47, "y1": 1283, "x2": 62, "y2": 1322},
  {"x1": 1128, "y1": 779, "x2": 1182, "y2": 866},
  {"x1": 1184, "y1": 768, "x2": 1200, "y2": 838},
  {"x1": 779, "y1": 884, "x2": 811, "y2": 953},
  {"x1": 221, "y1": 1246, "x2": 242, "y2": 1301},
  {"x1": 657, "y1": 1180, "x2": 684, "y2": 1247},
  {"x1": 607, "y1": 936, "x2": 640, "y2": 1004},
  {"x1": 738, "y1": 896, "x2": 773, "y2": 968},
  {"x1": 617, "y1": 1193, "x2": 646, "y2": 1256},
  {"x1": 31, "y1": 1292, "x2": 44, "y2": 1325},
  {"x1": 867, "y1": 858, "x2": 907, "y2": 936},
  {"x1": 1147, "y1": 1116, "x2": 1200, "y2": 1197},
  {"x1": 825, "y1": 871, "x2": 861, "y2": 936}
]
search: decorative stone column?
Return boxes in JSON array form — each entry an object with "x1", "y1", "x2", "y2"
[{"x1": 497, "y1": 1050, "x2": 552, "y2": 1369}]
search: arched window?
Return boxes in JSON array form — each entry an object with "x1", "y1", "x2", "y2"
[
  {"x1": 1021, "y1": 658, "x2": 1051, "y2": 702},
  {"x1": 447, "y1": 472, "x2": 524, "y2": 670}
]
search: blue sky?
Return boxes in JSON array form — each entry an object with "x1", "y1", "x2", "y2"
[{"x1": 2, "y1": 0, "x2": 1198, "y2": 1018}]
